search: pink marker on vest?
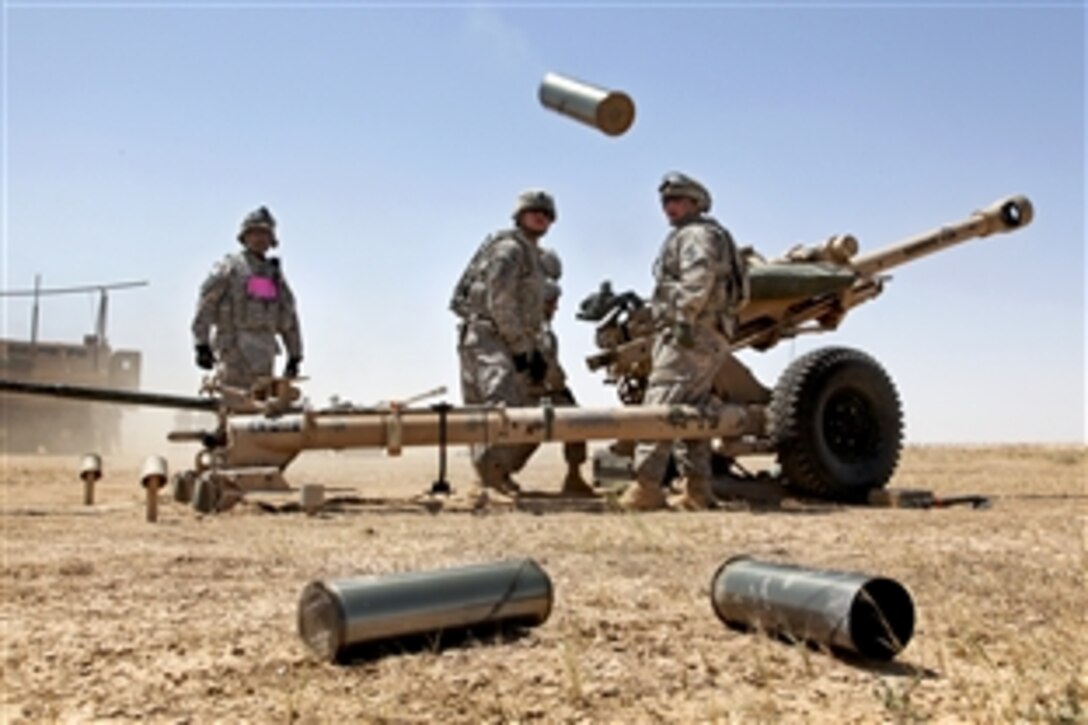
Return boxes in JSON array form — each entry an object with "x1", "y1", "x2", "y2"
[{"x1": 246, "y1": 276, "x2": 279, "y2": 301}]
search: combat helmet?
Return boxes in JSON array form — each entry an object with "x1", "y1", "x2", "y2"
[
  {"x1": 539, "y1": 247, "x2": 562, "y2": 281},
  {"x1": 237, "y1": 206, "x2": 278, "y2": 247},
  {"x1": 658, "y1": 172, "x2": 712, "y2": 213},
  {"x1": 512, "y1": 189, "x2": 557, "y2": 223}
]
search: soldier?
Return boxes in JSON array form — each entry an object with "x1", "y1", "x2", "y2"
[
  {"x1": 620, "y1": 172, "x2": 748, "y2": 511},
  {"x1": 450, "y1": 190, "x2": 555, "y2": 496},
  {"x1": 529, "y1": 248, "x2": 595, "y2": 497},
  {"x1": 192, "y1": 206, "x2": 303, "y2": 390}
]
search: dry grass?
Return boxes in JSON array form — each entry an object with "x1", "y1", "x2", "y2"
[{"x1": 1, "y1": 444, "x2": 1085, "y2": 723}]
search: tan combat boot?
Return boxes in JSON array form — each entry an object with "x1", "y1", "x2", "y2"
[
  {"x1": 618, "y1": 481, "x2": 668, "y2": 512},
  {"x1": 670, "y1": 476, "x2": 721, "y2": 511},
  {"x1": 468, "y1": 471, "x2": 521, "y2": 508},
  {"x1": 560, "y1": 465, "x2": 596, "y2": 498},
  {"x1": 493, "y1": 476, "x2": 522, "y2": 497}
]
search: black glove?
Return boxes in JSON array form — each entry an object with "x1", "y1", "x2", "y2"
[
  {"x1": 512, "y1": 350, "x2": 548, "y2": 383},
  {"x1": 284, "y1": 356, "x2": 302, "y2": 378},
  {"x1": 527, "y1": 349, "x2": 548, "y2": 384},
  {"x1": 195, "y1": 344, "x2": 216, "y2": 370}
]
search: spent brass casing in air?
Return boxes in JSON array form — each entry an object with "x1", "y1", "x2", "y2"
[
  {"x1": 538, "y1": 72, "x2": 635, "y2": 137},
  {"x1": 298, "y1": 559, "x2": 553, "y2": 663}
]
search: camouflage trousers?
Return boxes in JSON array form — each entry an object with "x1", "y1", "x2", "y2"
[
  {"x1": 634, "y1": 325, "x2": 730, "y2": 486},
  {"x1": 524, "y1": 384, "x2": 587, "y2": 467},
  {"x1": 214, "y1": 330, "x2": 278, "y2": 390},
  {"x1": 458, "y1": 321, "x2": 538, "y2": 485}
]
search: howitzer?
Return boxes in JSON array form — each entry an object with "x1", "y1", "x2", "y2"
[
  {"x1": 584, "y1": 196, "x2": 1033, "y2": 380},
  {"x1": 0, "y1": 196, "x2": 1034, "y2": 511},
  {"x1": 580, "y1": 195, "x2": 1034, "y2": 497},
  {"x1": 0, "y1": 374, "x2": 766, "y2": 513}
]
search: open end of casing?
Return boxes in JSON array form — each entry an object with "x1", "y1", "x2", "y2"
[
  {"x1": 850, "y1": 577, "x2": 915, "y2": 660},
  {"x1": 298, "y1": 581, "x2": 346, "y2": 662}
]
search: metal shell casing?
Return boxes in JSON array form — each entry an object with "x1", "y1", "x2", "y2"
[
  {"x1": 538, "y1": 72, "x2": 635, "y2": 137},
  {"x1": 298, "y1": 558, "x2": 553, "y2": 662},
  {"x1": 79, "y1": 453, "x2": 102, "y2": 480},
  {"x1": 710, "y1": 556, "x2": 915, "y2": 660}
]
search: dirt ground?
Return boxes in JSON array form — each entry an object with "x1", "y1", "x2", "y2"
[{"x1": 1, "y1": 444, "x2": 1084, "y2": 723}]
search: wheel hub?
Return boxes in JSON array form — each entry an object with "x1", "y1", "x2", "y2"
[{"x1": 821, "y1": 388, "x2": 879, "y2": 462}]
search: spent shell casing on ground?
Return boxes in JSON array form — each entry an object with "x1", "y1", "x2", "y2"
[
  {"x1": 298, "y1": 558, "x2": 553, "y2": 662},
  {"x1": 710, "y1": 556, "x2": 915, "y2": 660},
  {"x1": 538, "y1": 72, "x2": 635, "y2": 136}
]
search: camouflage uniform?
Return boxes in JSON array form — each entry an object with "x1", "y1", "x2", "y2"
[
  {"x1": 627, "y1": 173, "x2": 746, "y2": 510},
  {"x1": 528, "y1": 278, "x2": 588, "y2": 474},
  {"x1": 192, "y1": 208, "x2": 303, "y2": 389},
  {"x1": 451, "y1": 191, "x2": 554, "y2": 490}
]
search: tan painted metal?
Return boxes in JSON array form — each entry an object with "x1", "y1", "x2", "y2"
[
  {"x1": 222, "y1": 403, "x2": 765, "y2": 468},
  {"x1": 851, "y1": 195, "x2": 1033, "y2": 276},
  {"x1": 587, "y1": 195, "x2": 1034, "y2": 382}
]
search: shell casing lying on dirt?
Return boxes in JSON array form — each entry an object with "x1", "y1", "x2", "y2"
[
  {"x1": 297, "y1": 558, "x2": 553, "y2": 663},
  {"x1": 538, "y1": 72, "x2": 635, "y2": 136},
  {"x1": 223, "y1": 403, "x2": 763, "y2": 468},
  {"x1": 710, "y1": 556, "x2": 915, "y2": 660}
]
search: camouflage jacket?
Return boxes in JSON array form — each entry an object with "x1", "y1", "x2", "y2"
[
  {"x1": 451, "y1": 229, "x2": 546, "y2": 357},
  {"x1": 537, "y1": 325, "x2": 568, "y2": 393},
  {"x1": 651, "y1": 215, "x2": 745, "y2": 336},
  {"x1": 191, "y1": 250, "x2": 303, "y2": 357}
]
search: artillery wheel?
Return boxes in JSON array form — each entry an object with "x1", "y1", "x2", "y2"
[
  {"x1": 770, "y1": 347, "x2": 902, "y2": 501},
  {"x1": 191, "y1": 475, "x2": 221, "y2": 514},
  {"x1": 710, "y1": 452, "x2": 735, "y2": 477}
]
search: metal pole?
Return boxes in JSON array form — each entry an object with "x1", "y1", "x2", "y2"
[
  {"x1": 95, "y1": 288, "x2": 109, "y2": 345},
  {"x1": 30, "y1": 274, "x2": 41, "y2": 349},
  {"x1": 225, "y1": 402, "x2": 763, "y2": 468}
]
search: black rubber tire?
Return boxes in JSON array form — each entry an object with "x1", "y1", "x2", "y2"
[
  {"x1": 770, "y1": 347, "x2": 902, "y2": 500},
  {"x1": 191, "y1": 476, "x2": 220, "y2": 514},
  {"x1": 710, "y1": 452, "x2": 735, "y2": 477}
]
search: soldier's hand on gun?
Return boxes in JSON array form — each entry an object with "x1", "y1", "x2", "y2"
[
  {"x1": 195, "y1": 344, "x2": 216, "y2": 370},
  {"x1": 527, "y1": 350, "x2": 549, "y2": 383},
  {"x1": 513, "y1": 350, "x2": 549, "y2": 383},
  {"x1": 284, "y1": 356, "x2": 302, "y2": 378}
]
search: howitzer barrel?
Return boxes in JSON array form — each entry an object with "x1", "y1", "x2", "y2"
[
  {"x1": 0, "y1": 378, "x2": 217, "y2": 412},
  {"x1": 223, "y1": 403, "x2": 764, "y2": 467},
  {"x1": 850, "y1": 195, "x2": 1033, "y2": 277}
]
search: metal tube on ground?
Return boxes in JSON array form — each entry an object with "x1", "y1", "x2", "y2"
[
  {"x1": 298, "y1": 558, "x2": 553, "y2": 663},
  {"x1": 710, "y1": 556, "x2": 915, "y2": 660}
]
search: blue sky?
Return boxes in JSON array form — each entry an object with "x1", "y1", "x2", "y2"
[{"x1": 3, "y1": 1, "x2": 1084, "y2": 443}]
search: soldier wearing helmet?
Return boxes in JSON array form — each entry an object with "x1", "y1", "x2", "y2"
[
  {"x1": 524, "y1": 247, "x2": 594, "y2": 497},
  {"x1": 191, "y1": 206, "x2": 304, "y2": 389},
  {"x1": 450, "y1": 189, "x2": 556, "y2": 497},
  {"x1": 620, "y1": 172, "x2": 748, "y2": 512}
]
